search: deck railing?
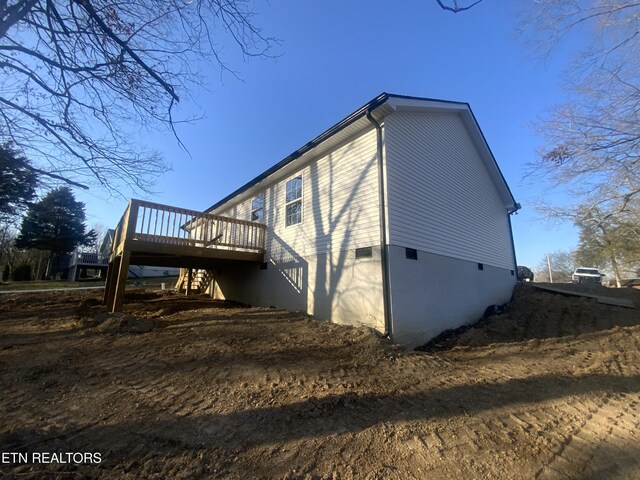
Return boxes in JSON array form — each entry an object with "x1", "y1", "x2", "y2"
[
  {"x1": 70, "y1": 251, "x2": 109, "y2": 267},
  {"x1": 112, "y1": 199, "x2": 266, "y2": 256}
]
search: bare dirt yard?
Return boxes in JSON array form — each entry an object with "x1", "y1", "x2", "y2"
[{"x1": 0, "y1": 283, "x2": 639, "y2": 479}]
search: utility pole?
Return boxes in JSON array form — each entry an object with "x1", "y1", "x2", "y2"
[{"x1": 546, "y1": 253, "x2": 553, "y2": 284}]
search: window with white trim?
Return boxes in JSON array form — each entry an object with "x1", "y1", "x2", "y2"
[
  {"x1": 285, "y1": 175, "x2": 302, "y2": 226},
  {"x1": 251, "y1": 193, "x2": 264, "y2": 222}
]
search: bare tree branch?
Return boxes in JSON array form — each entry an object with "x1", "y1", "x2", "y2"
[
  {"x1": 435, "y1": 0, "x2": 483, "y2": 13},
  {"x1": 0, "y1": 0, "x2": 278, "y2": 195}
]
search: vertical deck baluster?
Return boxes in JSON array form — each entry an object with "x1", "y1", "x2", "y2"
[
  {"x1": 243, "y1": 222, "x2": 248, "y2": 248},
  {"x1": 204, "y1": 216, "x2": 210, "y2": 246},
  {"x1": 153, "y1": 208, "x2": 158, "y2": 237},
  {"x1": 146, "y1": 206, "x2": 152, "y2": 237},
  {"x1": 140, "y1": 206, "x2": 146, "y2": 237},
  {"x1": 192, "y1": 215, "x2": 197, "y2": 243},
  {"x1": 171, "y1": 211, "x2": 177, "y2": 241},
  {"x1": 257, "y1": 225, "x2": 261, "y2": 251}
]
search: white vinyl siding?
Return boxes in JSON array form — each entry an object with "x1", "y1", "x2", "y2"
[
  {"x1": 385, "y1": 112, "x2": 514, "y2": 270},
  {"x1": 219, "y1": 127, "x2": 380, "y2": 258}
]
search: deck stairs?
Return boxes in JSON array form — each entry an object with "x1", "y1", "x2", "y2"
[{"x1": 176, "y1": 268, "x2": 213, "y2": 294}]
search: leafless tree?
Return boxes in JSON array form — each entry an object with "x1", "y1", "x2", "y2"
[
  {"x1": 534, "y1": 250, "x2": 575, "y2": 283},
  {"x1": 0, "y1": 0, "x2": 276, "y2": 195},
  {"x1": 534, "y1": 199, "x2": 640, "y2": 285},
  {"x1": 522, "y1": 2, "x2": 640, "y2": 220},
  {"x1": 435, "y1": 0, "x2": 484, "y2": 13},
  {"x1": 574, "y1": 203, "x2": 640, "y2": 285},
  {"x1": 88, "y1": 222, "x2": 108, "y2": 253}
]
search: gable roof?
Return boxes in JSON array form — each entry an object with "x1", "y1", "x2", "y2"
[{"x1": 207, "y1": 93, "x2": 518, "y2": 214}]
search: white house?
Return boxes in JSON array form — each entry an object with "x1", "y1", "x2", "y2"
[{"x1": 199, "y1": 93, "x2": 520, "y2": 347}]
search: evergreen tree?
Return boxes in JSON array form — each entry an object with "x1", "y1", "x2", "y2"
[
  {"x1": 0, "y1": 143, "x2": 38, "y2": 222},
  {"x1": 15, "y1": 187, "x2": 93, "y2": 278}
]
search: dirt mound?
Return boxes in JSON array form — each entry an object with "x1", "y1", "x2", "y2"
[{"x1": 419, "y1": 282, "x2": 640, "y2": 351}]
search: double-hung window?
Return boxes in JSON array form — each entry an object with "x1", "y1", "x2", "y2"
[
  {"x1": 251, "y1": 193, "x2": 264, "y2": 222},
  {"x1": 285, "y1": 175, "x2": 302, "y2": 226}
]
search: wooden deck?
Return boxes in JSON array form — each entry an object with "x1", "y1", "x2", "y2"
[
  {"x1": 104, "y1": 199, "x2": 266, "y2": 311},
  {"x1": 68, "y1": 252, "x2": 110, "y2": 281}
]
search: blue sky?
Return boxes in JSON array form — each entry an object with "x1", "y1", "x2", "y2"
[{"x1": 77, "y1": 0, "x2": 579, "y2": 269}]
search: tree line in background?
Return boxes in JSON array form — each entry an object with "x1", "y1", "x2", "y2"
[
  {"x1": 0, "y1": 143, "x2": 103, "y2": 281},
  {"x1": 535, "y1": 241, "x2": 640, "y2": 286}
]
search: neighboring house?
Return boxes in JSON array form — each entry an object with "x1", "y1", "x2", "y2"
[
  {"x1": 196, "y1": 93, "x2": 520, "y2": 347},
  {"x1": 99, "y1": 229, "x2": 116, "y2": 256},
  {"x1": 65, "y1": 230, "x2": 114, "y2": 280},
  {"x1": 83, "y1": 228, "x2": 179, "y2": 280}
]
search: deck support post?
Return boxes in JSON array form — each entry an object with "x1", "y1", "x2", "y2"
[
  {"x1": 68, "y1": 264, "x2": 78, "y2": 282},
  {"x1": 111, "y1": 251, "x2": 131, "y2": 312},
  {"x1": 103, "y1": 258, "x2": 118, "y2": 306},
  {"x1": 186, "y1": 268, "x2": 192, "y2": 296}
]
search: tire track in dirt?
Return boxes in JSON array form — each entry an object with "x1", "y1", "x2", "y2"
[
  {"x1": 535, "y1": 392, "x2": 640, "y2": 479},
  {"x1": 2, "y1": 286, "x2": 639, "y2": 479}
]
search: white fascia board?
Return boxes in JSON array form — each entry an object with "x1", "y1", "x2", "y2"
[{"x1": 386, "y1": 97, "x2": 468, "y2": 114}]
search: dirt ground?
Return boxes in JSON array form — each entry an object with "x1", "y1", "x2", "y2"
[{"x1": 0, "y1": 283, "x2": 639, "y2": 479}]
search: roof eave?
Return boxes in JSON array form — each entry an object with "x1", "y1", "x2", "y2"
[
  {"x1": 206, "y1": 92, "x2": 391, "y2": 213},
  {"x1": 207, "y1": 92, "x2": 518, "y2": 214}
]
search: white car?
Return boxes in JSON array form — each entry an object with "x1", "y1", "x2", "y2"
[{"x1": 572, "y1": 267, "x2": 603, "y2": 284}]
